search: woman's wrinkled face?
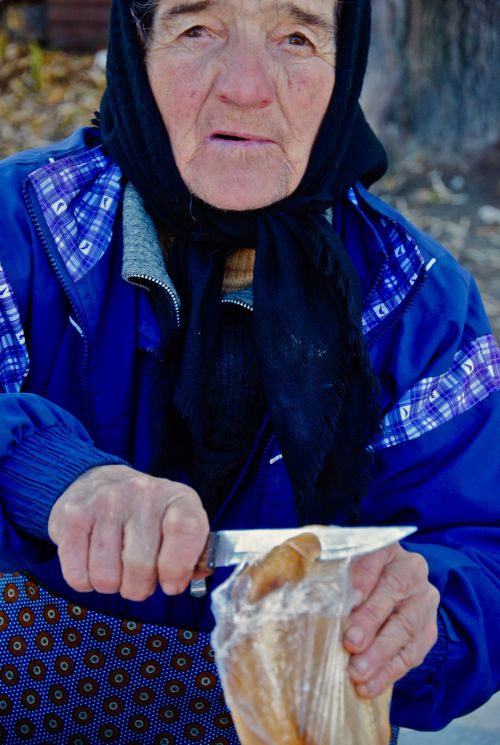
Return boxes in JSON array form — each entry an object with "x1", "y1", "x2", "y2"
[{"x1": 146, "y1": 0, "x2": 336, "y2": 210}]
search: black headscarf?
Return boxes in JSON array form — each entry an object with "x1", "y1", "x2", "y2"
[{"x1": 99, "y1": 0, "x2": 388, "y2": 523}]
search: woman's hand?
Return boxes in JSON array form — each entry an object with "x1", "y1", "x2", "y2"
[
  {"x1": 343, "y1": 543, "x2": 440, "y2": 697},
  {"x1": 48, "y1": 465, "x2": 210, "y2": 601}
]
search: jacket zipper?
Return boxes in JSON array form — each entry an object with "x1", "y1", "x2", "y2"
[
  {"x1": 348, "y1": 190, "x2": 429, "y2": 348},
  {"x1": 128, "y1": 273, "x2": 181, "y2": 328},
  {"x1": 221, "y1": 296, "x2": 253, "y2": 312},
  {"x1": 366, "y1": 269, "x2": 427, "y2": 348},
  {"x1": 23, "y1": 181, "x2": 94, "y2": 429},
  {"x1": 364, "y1": 211, "x2": 429, "y2": 348}
]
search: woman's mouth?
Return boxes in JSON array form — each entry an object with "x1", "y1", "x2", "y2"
[
  {"x1": 214, "y1": 133, "x2": 247, "y2": 142},
  {"x1": 209, "y1": 131, "x2": 275, "y2": 146}
]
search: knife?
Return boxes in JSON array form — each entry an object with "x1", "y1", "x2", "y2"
[{"x1": 192, "y1": 525, "x2": 416, "y2": 596}]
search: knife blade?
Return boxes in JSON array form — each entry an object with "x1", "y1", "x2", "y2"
[{"x1": 195, "y1": 525, "x2": 416, "y2": 573}]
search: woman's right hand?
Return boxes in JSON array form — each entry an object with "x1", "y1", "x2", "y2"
[{"x1": 48, "y1": 465, "x2": 210, "y2": 601}]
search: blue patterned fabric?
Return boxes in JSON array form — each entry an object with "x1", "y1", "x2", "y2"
[
  {"x1": 390, "y1": 725, "x2": 400, "y2": 744},
  {"x1": 0, "y1": 573, "x2": 237, "y2": 744},
  {"x1": 0, "y1": 572, "x2": 402, "y2": 744},
  {"x1": 346, "y1": 188, "x2": 427, "y2": 337},
  {"x1": 0, "y1": 147, "x2": 121, "y2": 394},
  {"x1": 371, "y1": 334, "x2": 500, "y2": 450},
  {"x1": 0, "y1": 265, "x2": 28, "y2": 394},
  {"x1": 28, "y1": 147, "x2": 122, "y2": 284},
  {"x1": 9, "y1": 145, "x2": 494, "y2": 457}
]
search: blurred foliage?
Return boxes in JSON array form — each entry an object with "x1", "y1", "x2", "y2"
[
  {"x1": 0, "y1": 29, "x2": 8, "y2": 62},
  {"x1": 0, "y1": 35, "x2": 105, "y2": 157},
  {"x1": 28, "y1": 41, "x2": 43, "y2": 90}
]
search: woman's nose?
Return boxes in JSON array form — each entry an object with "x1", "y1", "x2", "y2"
[{"x1": 215, "y1": 43, "x2": 274, "y2": 109}]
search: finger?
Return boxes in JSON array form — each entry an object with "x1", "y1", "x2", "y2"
[
  {"x1": 348, "y1": 590, "x2": 439, "y2": 685},
  {"x1": 158, "y1": 492, "x2": 209, "y2": 596},
  {"x1": 349, "y1": 545, "x2": 396, "y2": 604},
  {"x1": 191, "y1": 567, "x2": 214, "y2": 580},
  {"x1": 354, "y1": 635, "x2": 433, "y2": 699},
  {"x1": 57, "y1": 525, "x2": 93, "y2": 593},
  {"x1": 120, "y1": 515, "x2": 161, "y2": 602},
  {"x1": 87, "y1": 521, "x2": 124, "y2": 595},
  {"x1": 345, "y1": 550, "x2": 427, "y2": 654}
]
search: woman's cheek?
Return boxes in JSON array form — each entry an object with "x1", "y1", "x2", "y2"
[{"x1": 284, "y1": 65, "x2": 332, "y2": 122}]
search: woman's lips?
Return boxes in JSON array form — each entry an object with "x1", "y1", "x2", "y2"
[{"x1": 208, "y1": 131, "x2": 276, "y2": 147}]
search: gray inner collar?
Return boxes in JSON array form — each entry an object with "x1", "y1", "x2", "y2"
[{"x1": 121, "y1": 181, "x2": 254, "y2": 309}]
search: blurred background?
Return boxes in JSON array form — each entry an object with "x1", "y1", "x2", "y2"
[
  {"x1": 0, "y1": 0, "x2": 498, "y2": 340},
  {"x1": 0, "y1": 0, "x2": 499, "y2": 741}
]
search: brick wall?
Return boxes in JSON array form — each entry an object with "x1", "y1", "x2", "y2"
[{"x1": 46, "y1": 0, "x2": 111, "y2": 51}]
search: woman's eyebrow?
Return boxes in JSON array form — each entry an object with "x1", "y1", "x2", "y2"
[
  {"x1": 158, "y1": 0, "x2": 213, "y2": 24},
  {"x1": 279, "y1": 2, "x2": 336, "y2": 36}
]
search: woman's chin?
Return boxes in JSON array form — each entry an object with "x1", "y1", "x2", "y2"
[
  {"x1": 200, "y1": 190, "x2": 278, "y2": 212},
  {"x1": 184, "y1": 165, "x2": 296, "y2": 212}
]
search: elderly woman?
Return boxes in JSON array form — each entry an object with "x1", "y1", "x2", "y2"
[{"x1": 0, "y1": 0, "x2": 499, "y2": 741}]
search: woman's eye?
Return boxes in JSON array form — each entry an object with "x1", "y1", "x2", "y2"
[
  {"x1": 287, "y1": 32, "x2": 311, "y2": 47},
  {"x1": 183, "y1": 26, "x2": 205, "y2": 38}
]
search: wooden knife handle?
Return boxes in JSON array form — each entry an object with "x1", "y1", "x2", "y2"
[{"x1": 195, "y1": 533, "x2": 216, "y2": 575}]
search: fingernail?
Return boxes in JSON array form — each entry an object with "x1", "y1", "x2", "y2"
[
  {"x1": 358, "y1": 678, "x2": 377, "y2": 697},
  {"x1": 345, "y1": 625, "x2": 364, "y2": 647},
  {"x1": 351, "y1": 588, "x2": 363, "y2": 608},
  {"x1": 352, "y1": 656, "x2": 369, "y2": 675},
  {"x1": 161, "y1": 582, "x2": 179, "y2": 596}
]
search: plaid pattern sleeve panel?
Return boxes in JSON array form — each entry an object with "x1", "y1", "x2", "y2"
[
  {"x1": 27, "y1": 146, "x2": 122, "y2": 284},
  {"x1": 0, "y1": 263, "x2": 29, "y2": 393},
  {"x1": 370, "y1": 334, "x2": 500, "y2": 450}
]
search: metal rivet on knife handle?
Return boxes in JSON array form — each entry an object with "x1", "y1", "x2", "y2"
[{"x1": 190, "y1": 579, "x2": 207, "y2": 598}]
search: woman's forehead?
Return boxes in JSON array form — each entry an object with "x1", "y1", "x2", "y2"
[{"x1": 156, "y1": 0, "x2": 337, "y2": 23}]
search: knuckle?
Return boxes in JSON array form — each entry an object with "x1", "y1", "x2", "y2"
[
  {"x1": 428, "y1": 584, "x2": 441, "y2": 609},
  {"x1": 164, "y1": 510, "x2": 206, "y2": 539},
  {"x1": 123, "y1": 560, "x2": 157, "y2": 583},
  {"x1": 382, "y1": 568, "x2": 409, "y2": 597},
  {"x1": 412, "y1": 551, "x2": 430, "y2": 576},
  {"x1": 378, "y1": 662, "x2": 398, "y2": 690},
  {"x1": 173, "y1": 482, "x2": 200, "y2": 503},
  {"x1": 357, "y1": 600, "x2": 387, "y2": 628},
  {"x1": 98, "y1": 485, "x2": 125, "y2": 511},
  {"x1": 405, "y1": 550, "x2": 430, "y2": 581},
  {"x1": 59, "y1": 500, "x2": 93, "y2": 529},
  {"x1": 394, "y1": 609, "x2": 417, "y2": 639},
  {"x1": 124, "y1": 473, "x2": 153, "y2": 500},
  {"x1": 167, "y1": 483, "x2": 207, "y2": 515},
  {"x1": 361, "y1": 664, "x2": 394, "y2": 698},
  {"x1": 398, "y1": 642, "x2": 422, "y2": 671},
  {"x1": 353, "y1": 548, "x2": 388, "y2": 581}
]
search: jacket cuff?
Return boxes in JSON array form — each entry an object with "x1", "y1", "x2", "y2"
[
  {"x1": 0, "y1": 423, "x2": 128, "y2": 542},
  {"x1": 394, "y1": 606, "x2": 449, "y2": 692}
]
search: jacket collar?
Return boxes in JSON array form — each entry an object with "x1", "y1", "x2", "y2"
[
  {"x1": 27, "y1": 144, "x2": 427, "y2": 338},
  {"x1": 28, "y1": 143, "x2": 122, "y2": 284}
]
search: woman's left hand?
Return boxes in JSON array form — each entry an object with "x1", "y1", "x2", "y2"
[{"x1": 343, "y1": 543, "x2": 440, "y2": 698}]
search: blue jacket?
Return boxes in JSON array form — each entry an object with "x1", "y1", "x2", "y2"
[{"x1": 0, "y1": 128, "x2": 499, "y2": 730}]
